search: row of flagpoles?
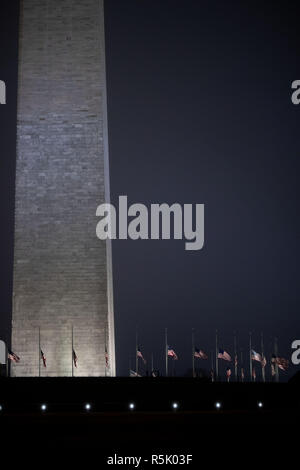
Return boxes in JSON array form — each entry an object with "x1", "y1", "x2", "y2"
[
  {"x1": 7, "y1": 326, "x2": 290, "y2": 381},
  {"x1": 132, "y1": 328, "x2": 290, "y2": 381},
  {"x1": 7, "y1": 326, "x2": 110, "y2": 376}
]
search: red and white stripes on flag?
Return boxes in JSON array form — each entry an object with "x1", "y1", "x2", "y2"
[
  {"x1": 226, "y1": 367, "x2": 232, "y2": 381},
  {"x1": 251, "y1": 350, "x2": 262, "y2": 363},
  {"x1": 40, "y1": 349, "x2": 46, "y2": 368},
  {"x1": 272, "y1": 355, "x2": 289, "y2": 371},
  {"x1": 137, "y1": 348, "x2": 146, "y2": 364},
  {"x1": 8, "y1": 350, "x2": 20, "y2": 363},
  {"x1": 217, "y1": 349, "x2": 231, "y2": 362},
  {"x1": 167, "y1": 347, "x2": 178, "y2": 360},
  {"x1": 194, "y1": 348, "x2": 208, "y2": 359}
]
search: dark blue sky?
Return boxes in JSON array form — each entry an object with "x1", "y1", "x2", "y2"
[
  {"x1": 1, "y1": 0, "x2": 300, "y2": 379},
  {"x1": 105, "y1": 0, "x2": 300, "y2": 378}
]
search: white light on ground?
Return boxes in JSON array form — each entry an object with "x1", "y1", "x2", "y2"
[
  {"x1": 129, "y1": 402, "x2": 135, "y2": 410},
  {"x1": 258, "y1": 401, "x2": 264, "y2": 408},
  {"x1": 85, "y1": 403, "x2": 91, "y2": 411},
  {"x1": 41, "y1": 404, "x2": 47, "y2": 411},
  {"x1": 0, "y1": 405, "x2": 2, "y2": 411},
  {"x1": 172, "y1": 402, "x2": 179, "y2": 410},
  {"x1": 215, "y1": 402, "x2": 222, "y2": 409}
]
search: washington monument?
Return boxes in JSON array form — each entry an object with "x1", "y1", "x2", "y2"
[{"x1": 11, "y1": 0, "x2": 115, "y2": 376}]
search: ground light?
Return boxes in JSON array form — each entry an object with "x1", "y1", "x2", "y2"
[
  {"x1": 257, "y1": 401, "x2": 264, "y2": 408},
  {"x1": 215, "y1": 401, "x2": 222, "y2": 410},
  {"x1": 41, "y1": 404, "x2": 47, "y2": 411},
  {"x1": 129, "y1": 402, "x2": 135, "y2": 410},
  {"x1": 85, "y1": 403, "x2": 91, "y2": 411},
  {"x1": 172, "y1": 402, "x2": 179, "y2": 410}
]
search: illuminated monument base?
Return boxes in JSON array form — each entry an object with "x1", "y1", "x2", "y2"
[{"x1": 11, "y1": 0, "x2": 115, "y2": 377}]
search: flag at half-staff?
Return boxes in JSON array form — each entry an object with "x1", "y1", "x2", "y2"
[
  {"x1": 8, "y1": 349, "x2": 20, "y2": 363},
  {"x1": 271, "y1": 354, "x2": 289, "y2": 371},
  {"x1": 167, "y1": 346, "x2": 178, "y2": 360},
  {"x1": 194, "y1": 348, "x2": 208, "y2": 359},
  {"x1": 251, "y1": 350, "x2": 263, "y2": 363},
  {"x1": 40, "y1": 349, "x2": 46, "y2": 368},
  {"x1": 137, "y1": 347, "x2": 146, "y2": 364},
  {"x1": 72, "y1": 349, "x2": 78, "y2": 368},
  {"x1": 217, "y1": 349, "x2": 231, "y2": 362}
]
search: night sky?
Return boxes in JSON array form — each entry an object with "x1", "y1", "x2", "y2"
[{"x1": 1, "y1": 0, "x2": 300, "y2": 379}]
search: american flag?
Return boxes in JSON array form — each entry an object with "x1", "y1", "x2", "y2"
[
  {"x1": 226, "y1": 367, "x2": 232, "y2": 381},
  {"x1": 137, "y1": 347, "x2": 146, "y2": 364},
  {"x1": 217, "y1": 349, "x2": 231, "y2": 362},
  {"x1": 167, "y1": 346, "x2": 178, "y2": 360},
  {"x1": 272, "y1": 355, "x2": 289, "y2": 371},
  {"x1": 73, "y1": 349, "x2": 78, "y2": 368},
  {"x1": 194, "y1": 348, "x2": 208, "y2": 359},
  {"x1": 252, "y1": 367, "x2": 256, "y2": 380},
  {"x1": 251, "y1": 350, "x2": 262, "y2": 362},
  {"x1": 40, "y1": 349, "x2": 46, "y2": 368},
  {"x1": 261, "y1": 356, "x2": 267, "y2": 368},
  {"x1": 8, "y1": 349, "x2": 20, "y2": 363}
]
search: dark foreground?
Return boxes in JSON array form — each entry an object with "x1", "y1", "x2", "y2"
[{"x1": 0, "y1": 377, "x2": 299, "y2": 465}]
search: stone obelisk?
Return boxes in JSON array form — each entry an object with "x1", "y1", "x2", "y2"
[{"x1": 11, "y1": 0, "x2": 115, "y2": 376}]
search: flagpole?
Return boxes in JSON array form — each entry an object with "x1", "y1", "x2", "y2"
[
  {"x1": 240, "y1": 349, "x2": 244, "y2": 382},
  {"x1": 165, "y1": 328, "x2": 168, "y2": 377},
  {"x1": 72, "y1": 324, "x2": 74, "y2": 378},
  {"x1": 104, "y1": 326, "x2": 107, "y2": 377},
  {"x1": 270, "y1": 335, "x2": 274, "y2": 381},
  {"x1": 192, "y1": 328, "x2": 195, "y2": 378},
  {"x1": 136, "y1": 327, "x2": 138, "y2": 375},
  {"x1": 215, "y1": 329, "x2": 218, "y2": 382},
  {"x1": 38, "y1": 327, "x2": 41, "y2": 377},
  {"x1": 249, "y1": 331, "x2": 252, "y2": 382},
  {"x1": 274, "y1": 336, "x2": 279, "y2": 383},
  {"x1": 211, "y1": 349, "x2": 214, "y2": 382},
  {"x1": 261, "y1": 331, "x2": 265, "y2": 383},
  {"x1": 234, "y1": 331, "x2": 237, "y2": 382}
]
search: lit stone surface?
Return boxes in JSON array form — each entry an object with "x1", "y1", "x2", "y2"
[{"x1": 11, "y1": 0, "x2": 115, "y2": 376}]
